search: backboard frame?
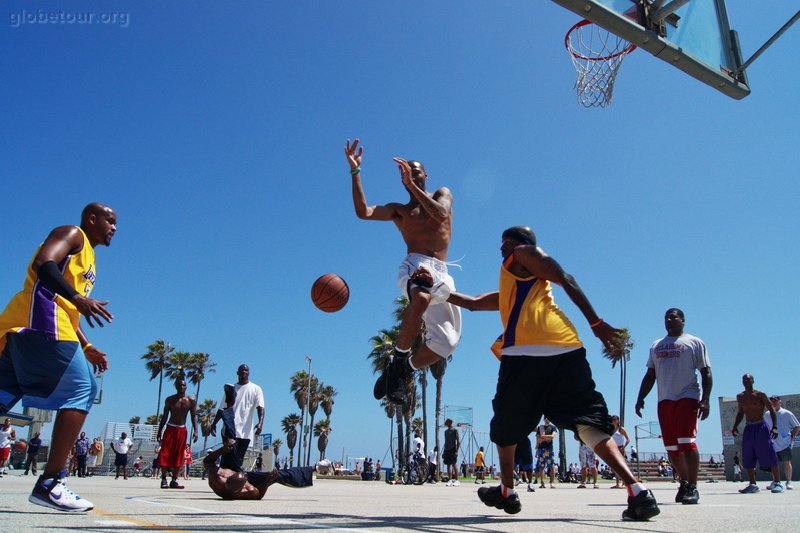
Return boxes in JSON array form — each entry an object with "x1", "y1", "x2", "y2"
[{"x1": 551, "y1": 0, "x2": 750, "y2": 99}]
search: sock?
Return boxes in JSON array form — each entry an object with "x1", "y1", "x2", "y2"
[
  {"x1": 628, "y1": 482, "x2": 647, "y2": 497},
  {"x1": 501, "y1": 484, "x2": 516, "y2": 498}
]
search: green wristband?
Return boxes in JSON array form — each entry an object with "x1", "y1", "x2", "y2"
[{"x1": 350, "y1": 167, "x2": 361, "y2": 175}]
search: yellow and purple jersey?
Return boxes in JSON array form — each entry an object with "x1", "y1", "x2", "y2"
[
  {"x1": 496, "y1": 255, "x2": 581, "y2": 353},
  {"x1": 0, "y1": 227, "x2": 95, "y2": 352}
]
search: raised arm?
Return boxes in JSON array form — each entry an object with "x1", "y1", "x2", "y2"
[
  {"x1": 447, "y1": 291, "x2": 499, "y2": 311},
  {"x1": 345, "y1": 139, "x2": 399, "y2": 221},
  {"x1": 511, "y1": 246, "x2": 622, "y2": 354},
  {"x1": 393, "y1": 157, "x2": 451, "y2": 224}
]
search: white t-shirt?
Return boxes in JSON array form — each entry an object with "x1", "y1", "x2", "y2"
[
  {"x1": 113, "y1": 437, "x2": 132, "y2": 455},
  {"x1": 427, "y1": 449, "x2": 437, "y2": 465},
  {"x1": 0, "y1": 427, "x2": 13, "y2": 449},
  {"x1": 647, "y1": 333, "x2": 710, "y2": 401},
  {"x1": 221, "y1": 381, "x2": 265, "y2": 441},
  {"x1": 413, "y1": 436, "x2": 425, "y2": 457},
  {"x1": 765, "y1": 407, "x2": 800, "y2": 452}
]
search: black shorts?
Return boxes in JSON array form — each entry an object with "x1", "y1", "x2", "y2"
[
  {"x1": 114, "y1": 453, "x2": 128, "y2": 467},
  {"x1": 443, "y1": 448, "x2": 457, "y2": 466},
  {"x1": 489, "y1": 348, "x2": 613, "y2": 447}
]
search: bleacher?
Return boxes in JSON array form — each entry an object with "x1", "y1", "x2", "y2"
[{"x1": 630, "y1": 459, "x2": 726, "y2": 483}]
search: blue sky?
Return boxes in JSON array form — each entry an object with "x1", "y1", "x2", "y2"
[{"x1": 2, "y1": 1, "x2": 798, "y2": 469}]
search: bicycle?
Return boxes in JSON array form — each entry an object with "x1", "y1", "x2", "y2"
[{"x1": 398, "y1": 453, "x2": 428, "y2": 486}]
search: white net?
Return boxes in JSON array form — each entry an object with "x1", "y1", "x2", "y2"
[{"x1": 565, "y1": 20, "x2": 636, "y2": 108}]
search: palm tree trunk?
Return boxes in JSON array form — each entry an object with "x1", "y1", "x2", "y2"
[
  {"x1": 435, "y1": 376, "x2": 443, "y2": 479},
  {"x1": 421, "y1": 369, "x2": 428, "y2": 457},
  {"x1": 395, "y1": 407, "x2": 404, "y2": 468},
  {"x1": 306, "y1": 412, "x2": 317, "y2": 466},
  {"x1": 155, "y1": 369, "x2": 164, "y2": 423}
]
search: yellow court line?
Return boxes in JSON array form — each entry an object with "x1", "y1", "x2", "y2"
[{"x1": 93, "y1": 506, "x2": 189, "y2": 532}]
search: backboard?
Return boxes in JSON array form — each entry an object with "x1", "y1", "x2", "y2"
[{"x1": 552, "y1": 0, "x2": 750, "y2": 99}]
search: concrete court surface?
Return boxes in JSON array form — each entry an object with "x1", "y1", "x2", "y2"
[{"x1": 0, "y1": 474, "x2": 796, "y2": 533}]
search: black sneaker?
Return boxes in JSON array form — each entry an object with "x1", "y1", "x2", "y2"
[
  {"x1": 622, "y1": 489, "x2": 660, "y2": 521},
  {"x1": 386, "y1": 355, "x2": 410, "y2": 405},
  {"x1": 372, "y1": 370, "x2": 388, "y2": 400},
  {"x1": 675, "y1": 480, "x2": 688, "y2": 503},
  {"x1": 477, "y1": 485, "x2": 522, "y2": 515},
  {"x1": 681, "y1": 484, "x2": 699, "y2": 504}
]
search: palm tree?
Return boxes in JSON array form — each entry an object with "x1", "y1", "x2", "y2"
[
  {"x1": 165, "y1": 351, "x2": 193, "y2": 380},
  {"x1": 141, "y1": 339, "x2": 175, "y2": 423},
  {"x1": 281, "y1": 413, "x2": 301, "y2": 467},
  {"x1": 186, "y1": 352, "x2": 217, "y2": 406},
  {"x1": 145, "y1": 414, "x2": 159, "y2": 425},
  {"x1": 369, "y1": 328, "x2": 402, "y2": 464},
  {"x1": 320, "y1": 385, "x2": 337, "y2": 420},
  {"x1": 129, "y1": 416, "x2": 141, "y2": 424},
  {"x1": 197, "y1": 399, "x2": 217, "y2": 451},
  {"x1": 289, "y1": 371, "x2": 311, "y2": 465},
  {"x1": 306, "y1": 378, "x2": 323, "y2": 466},
  {"x1": 314, "y1": 419, "x2": 332, "y2": 461},
  {"x1": 272, "y1": 438, "x2": 282, "y2": 464}
]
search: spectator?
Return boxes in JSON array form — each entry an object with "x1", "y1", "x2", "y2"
[
  {"x1": 111, "y1": 432, "x2": 132, "y2": 480},
  {"x1": 74, "y1": 432, "x2": 90, "y2": 478},
  {"x1": 443, "y1": 419, "x2": 460, "y2": 485},
  {"x1": 765, "y1": 396, "x2": 800, "y2": 490},
  {"x1": 213, "y1": 365, "x2": 264, "y2": 472},
  {"x1": 24, "y1": 431, "x2": 42, "y2": 476},
  {"x1": 0, "y1": 418, "x2": 16, "y2": 477},
  {"x1": 86, "y1": 437, "x2": 102, "y2": 476},
  {"x1": 427, "y1": 446, "x2": 438, "y2": 483}
]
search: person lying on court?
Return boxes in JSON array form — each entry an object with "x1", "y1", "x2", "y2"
[{"x1": 204, "y1": 439, "x2": 331, "y2": 500}]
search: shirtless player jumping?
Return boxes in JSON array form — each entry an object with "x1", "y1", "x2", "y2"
[{"x1": 345, "y1": 139, "x2": 461, "y2": 404}]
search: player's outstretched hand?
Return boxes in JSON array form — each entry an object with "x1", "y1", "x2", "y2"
[
  {"x1": 84, "y1": 344, "x2": 109, "y2": 374},
  {"x1": 392, "y1": 157, "x2": 412, "y2": 187},
  {"x1": 345, "y1": 139, "x2": 363, "y2": 171},
  {"x1": 635, "y1": 399, "x2": 644, "y2": 417},
  {"x1": 698, "y1": 400, "x2": 710, "y2": 420},
  {"x1": 73, "y1": 295, "x2": 113, "y2": 328},
  {"x1": 596, "y1": 323, "x2": 633, "y2": 367}
]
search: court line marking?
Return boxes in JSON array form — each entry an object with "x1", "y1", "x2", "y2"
[{"x1": 126, "y1": 496, "x2": 379, "y2": 532}]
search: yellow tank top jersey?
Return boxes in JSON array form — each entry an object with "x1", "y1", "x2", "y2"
[
  {"x1": 497, "y1": 257, "x2": 581, "y2": 351},
  {"x1": 0, "y1": 227, "x2": 96, "y2": 351}
]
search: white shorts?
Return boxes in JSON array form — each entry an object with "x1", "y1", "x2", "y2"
[
  {"x1": 397, "y1": 254, "x2": 462, "y2": 358},
  {"x1": 579, "y1": 445, "x2": 596, "y2": 469},
  {"x1": 87, "y1": 454, "x2": 97, "y2": 467}
]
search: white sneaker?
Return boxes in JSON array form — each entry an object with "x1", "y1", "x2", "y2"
[
  {"x1": 786, "y1": 481, "x2": 793, "y2": 490},
  {"x1": 453, "y1": 480, "x2": 461, "y2": 486},
  {"x1": 765, "y1": 481, "x2": 777, "y2": 491},
  {"x1": 315, "y1": 460, "x2": 332, "y2": 475},
  {"x1": 771, "y1": 482, "x2": 784, "y2": 493},
  {"x1": 29, "y1": 472, "x2": 94, "y2": 512}
]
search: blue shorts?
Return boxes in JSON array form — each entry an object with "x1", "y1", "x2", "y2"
[{"x1": 0, "y1": 331, "x2": 97, "y2": 414}]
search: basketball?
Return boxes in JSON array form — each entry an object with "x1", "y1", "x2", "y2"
[
  {"x1": 14, "y1": 440, "x2": 27, "y2": 453},
  {"x1": 311, "y1": 274, "x2": 349, "y2": 312}
]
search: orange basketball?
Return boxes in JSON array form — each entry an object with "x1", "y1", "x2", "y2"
[
  {"x1": 14, "y1": 440, "x2": 27, "y2": 453},
  {"x1": 311, "y1": 274, "x2": 349, "y2": 312}
]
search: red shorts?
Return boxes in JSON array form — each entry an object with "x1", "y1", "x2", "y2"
[
  {"x1": 157, "y1": 426, "x2": 188, "y2": 469},
  {"x1": 658, "y1": 398, "x2": 699, "y2": 457},
  {"x1": 0, "y1": 447, "x2": 10, "y2": 462}
]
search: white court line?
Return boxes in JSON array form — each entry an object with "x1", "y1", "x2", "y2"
[{"x1": 126, "y1": 496, "x2": 379, "y2": 532}]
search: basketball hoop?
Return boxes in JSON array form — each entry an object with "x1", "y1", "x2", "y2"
[{"x1": 565, "y1": 19, "x2": 636, "y2": 108}]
